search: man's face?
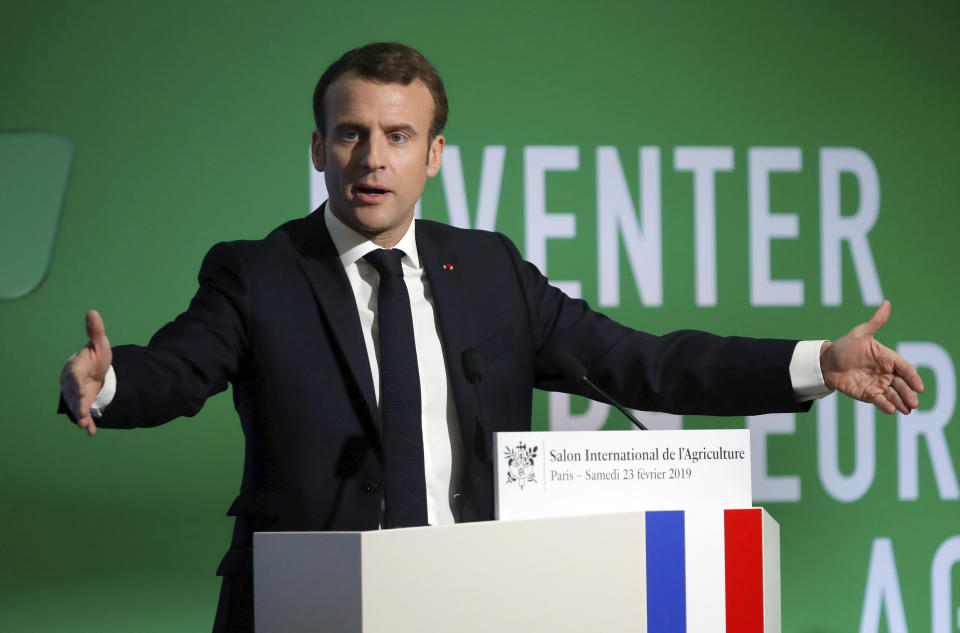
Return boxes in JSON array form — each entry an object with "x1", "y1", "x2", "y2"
[{"x1": 312, "y1": 72, "x2": 444, "y2": 247}]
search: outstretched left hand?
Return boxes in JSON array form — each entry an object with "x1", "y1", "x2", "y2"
[{"x1": 820, "y1": 300, "x2": 924, "y2": 415}]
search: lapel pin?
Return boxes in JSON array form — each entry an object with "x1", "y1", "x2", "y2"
[{"x1": 443, "y1": 264, "x2": 454, "y2": 270}]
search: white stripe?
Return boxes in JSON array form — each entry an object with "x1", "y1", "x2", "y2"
[{"x1": 685, "y1": 509, "x2": 727, "y2": 633}]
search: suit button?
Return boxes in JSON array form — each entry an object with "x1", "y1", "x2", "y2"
[{"x1": 362, "y1": 480, "x2": 381, "y2": 494}]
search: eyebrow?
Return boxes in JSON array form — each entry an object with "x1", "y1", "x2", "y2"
[
  {"x1": 333, "y1": 121, "x2": 419, "y2": 136},
  {"x1": 385, "y1": 124, "x2": 418, "y2": 137}
]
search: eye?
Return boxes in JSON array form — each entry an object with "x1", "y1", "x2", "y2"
[
  {"x1": 389, "y1": 132, "x2": 408, "y2": 143},
  {"x1": 340, "y1": 129, "x2": 359, "y2": 141}
]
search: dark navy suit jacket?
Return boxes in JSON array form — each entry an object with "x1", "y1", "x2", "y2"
[{"x1": 81, "y1": 207, "x2": 807, "y2": 630}]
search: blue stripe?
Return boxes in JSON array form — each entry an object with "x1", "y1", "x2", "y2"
[{"x1": 645, "y1": 511, "x2": 687, "y2": 633}]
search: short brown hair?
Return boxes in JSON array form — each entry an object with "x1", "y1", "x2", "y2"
[{"x1": 313, "y1": 42, "x2": 448, "y2": 141}]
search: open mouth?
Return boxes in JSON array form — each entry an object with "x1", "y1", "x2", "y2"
[
  {"x1": 354, "y1": 185, "x2": 390, "y2": 204},
  {"x1": 355, "y1": 185, "x2": 389, "y2": 196}
]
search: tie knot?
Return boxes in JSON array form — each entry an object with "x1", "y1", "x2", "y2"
[{"x1": 364, "y1": 248, "x2": 405, "y2": 277}]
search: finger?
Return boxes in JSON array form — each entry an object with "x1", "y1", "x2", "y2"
[
  {"x1": 893, "y1": 355, "x2": 925, "y2": 394},
  {"x1": 883, "y1": 384, "x2": 909, "y2": 415},
  {"x1": 860, "y1": 300, "x2": 891, "y2": 337},
  {"x1": 74, "y1": 389, "x2": 98, "y2": 435},
  {"x1": 76, "y1": 412, "x2": 98, "y2": 436},
  {"x1": 891, "y1": 376, "x2": 920, "y2": 411},
  {"x1": 872, "y1": 391, "x2": 896, "y2": 415},
  {"x1": 77, "y1": 388, "x2": 97, "y2": 427},
  {"x1": 86, "y1": 310, "x2": 109, "y2": 353}
]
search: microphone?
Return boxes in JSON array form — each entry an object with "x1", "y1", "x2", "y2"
[
  {"x1": 553, "y1": 350, "x2": 648, "y2": 431},
  {"x1": 461, "y1": 348, "x2": 493, "y2": 460}
]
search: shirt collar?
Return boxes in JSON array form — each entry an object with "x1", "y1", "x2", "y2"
[{"x1": 323, "y1": 203, "x2": 421, "y2": 270}]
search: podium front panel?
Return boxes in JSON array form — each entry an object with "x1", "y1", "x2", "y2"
[{"x1": 254, "y1": 509, "x2": 780, "y2": 633}]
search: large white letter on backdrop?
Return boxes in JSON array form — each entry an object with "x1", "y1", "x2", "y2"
[
  {"x1": 524, "y1": 146, "x2": 580, "y2": 298},
  {"x1": 749, "y1": 147, "x2": 804, "y2": 306},
  {"x1": 748, "y1": 414, "x2": 801, "y2": 502},
  {"x1": 596, "y1": 146, "x2": 663, "y2": 308},
  {"x1": 674, "y1": 147, "x2": 734, "y2": 307},
  {"x1": 896, "y1": 342, "x2": 959, "y2": 501},
  {"x1": 931, "y1": 536, "x2": 960, "y2": 633},
  {"x1": 859, "y1": 538, "x2": 909, "y2": 633},
  {"x1": 549, "y1": 393, "x2": 609, "y2": 431},
  {"x1": 309, "y1": 153, "x2": 328, "y2": 211},
  {"x1": 820, "y1": 148, "x2": 883, "y2": 306},
  {"x1": 440, "y1": 145, "x2": 505, "y2": 231},
  {"x1": 817, "y1": 395, "x2": 876, "y2": 502}
]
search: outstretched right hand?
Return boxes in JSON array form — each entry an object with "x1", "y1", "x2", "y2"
[{"x1": 60, "y1": 310, "x2": 112, "y2": 436}]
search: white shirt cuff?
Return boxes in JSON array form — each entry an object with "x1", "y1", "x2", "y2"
[
  {"x1": 90, "y1": 364, "x2": 117, "y2": 418},
  {"x1": 790, "y1": 340, "x2": 833, "y2": 401}
]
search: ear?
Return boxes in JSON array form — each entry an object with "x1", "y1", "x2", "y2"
[
  {"x1": 311, "y1": 130, "x2": 326, "y2": 172},
  {"x1": 426, "y1": 134, "x2": 445, "y2": 178}
]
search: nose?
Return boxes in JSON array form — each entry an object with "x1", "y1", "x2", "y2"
[{"x1": 360, "y1": 135, "x2": 385, "y2": 170}]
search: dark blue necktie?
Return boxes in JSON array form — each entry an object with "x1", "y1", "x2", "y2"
[{"x1": 363, "y1": 248, "x2": 427, "y2": 528}]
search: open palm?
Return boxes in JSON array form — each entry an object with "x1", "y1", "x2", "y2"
[{"x1": 820, "y1": 301, "x2": 924, "y2": 415}]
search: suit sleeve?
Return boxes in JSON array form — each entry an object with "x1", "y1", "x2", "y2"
[
  {"x1": 92, "y1": 241, "x2": 251, "y2": 429},
  {"x1": 495, "y1": 233, "x2": 809, "y2": 417}
]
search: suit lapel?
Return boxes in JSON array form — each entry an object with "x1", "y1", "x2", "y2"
[
  {"x1": 289, "y1": 214, "x2": 485, "y2": 465},
  {"x1": 290, "y1": 208, "x2": 378, "y2": 423},
  {"x1": 416, "y1": 222, "x2": 483, "y2": 459}
]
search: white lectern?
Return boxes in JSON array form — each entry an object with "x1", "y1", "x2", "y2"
[{"x1": 254, "y1": 508, "x2": 780, "y2": 633}]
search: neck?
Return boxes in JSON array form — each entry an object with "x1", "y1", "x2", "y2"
[{"x1": 328, "y1": 201, "x2": 413, "y2": 249}]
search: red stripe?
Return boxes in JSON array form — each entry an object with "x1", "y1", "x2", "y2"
[{"x1": 724, "y1": 509, "x2": 764, "y2": 632}]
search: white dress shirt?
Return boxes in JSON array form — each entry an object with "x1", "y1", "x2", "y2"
[{"x1": 323, "y1": 206, "x2": 464, "y2": 526}]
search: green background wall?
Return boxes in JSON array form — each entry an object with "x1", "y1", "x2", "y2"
[{"x1": 2, "y1": 1, "x2": 957, "y2": 631}]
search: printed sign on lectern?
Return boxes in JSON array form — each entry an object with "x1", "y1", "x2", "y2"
[{"x1": 495, "y1": 429, "x2": 752, "y2": 520}]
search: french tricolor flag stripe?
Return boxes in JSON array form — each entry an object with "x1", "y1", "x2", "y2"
[
  {"x1": 684, "y1": 509, "x2": 727, "y2": 632},
  {"x1": 645, "y1": 511, "x2": 687, "y2": 632},
  {"x1": 643, "y1": 509, "x2": 772, "y2": 632},
  {"x1": 724, "y1": 508, "x2": 765, "y2": 631}
]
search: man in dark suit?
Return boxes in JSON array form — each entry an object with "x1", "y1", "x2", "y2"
[{"x1": 60, "y1": 43, "x2": 924, "y2": 632}]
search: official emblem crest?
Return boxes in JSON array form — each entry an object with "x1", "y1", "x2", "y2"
[{"x1": 504, "y1": 442, "x2": 539, "y2": 489}]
